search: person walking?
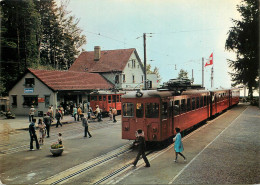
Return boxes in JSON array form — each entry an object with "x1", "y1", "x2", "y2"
[
  {"x1": 43, "y1": 113, "x2": 51, "y2": 138},
  {"x1": 95, "y1": 105, "x2": 102, "y2": 122},
  {"x1": 82, "y1": 116, "x2": 92, "y2": 138},
  {"x1": 77, "y1": 106, "x2": 82, "y2": 121},
  {"x1": 112, "y1": 107, "x2": 117, "y2": 122},
  {"x1": 29, "y1": 105, "x2": 35, "y2": 122},
  {"x1": 73, "y1": 106, "x2": 77, "y2": 121},
  {"x1": 55, "y1": 109, "x2": 62, "y2": 127},
  {"x1": 173, "y1": 127, "x2": 186, "y2": 162},
  {"x1": 133, "y1": 129, "x2": 150, "y2": 167},
  {"x1": 38, "y1": 119, "x2": 46, "y2": 145},
  {"x1": 29, "y1": 118, "x2": 40, "y2": 150}
]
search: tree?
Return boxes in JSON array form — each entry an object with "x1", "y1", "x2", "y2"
[
  {"x1": 0, "y1": 0, "x2": 86, "y2": 95},
  {"x1": 146, "y1": 64, "x2": 161, "y2": 83},
  {"x1": 0, "y1": 0, "x2": 40, "y2": 95},
  {"x1": 225, "y1": 0, "x2": 259, "y2": 100},
  {"x1": 177, "y1": 69, "x2": 188, "y2": 79}
]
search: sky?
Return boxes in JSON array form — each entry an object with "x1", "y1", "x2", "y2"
[{"x1": 59, "y1": 0, "x2": 242, "y2": 90}]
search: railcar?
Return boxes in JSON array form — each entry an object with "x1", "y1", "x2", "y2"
[
  {"x1": 89, "y1": 90, "x2": 125, "y2": 115},
  {"x1": 121, "y1": 88, "x2": 239, "y2": 142},
  {"x1": 230, "y1": 88, "x2": 240, "y2": 106}
]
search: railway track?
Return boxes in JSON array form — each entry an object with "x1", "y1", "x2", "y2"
[{"x1": 37, "y1": 143, "x2": 133, "y2": 184}]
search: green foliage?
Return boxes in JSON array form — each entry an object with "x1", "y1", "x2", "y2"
[
  {"x1": 51, "y1": 143, "x2": 63, "y2": 149},
  {"x1": 225, "y1": 0, "x2": 259, "y2": 100},
  {"x1": 177, "y1": 69, "x2": 188, "y2": 79},
  {"x1": 0, "y1": 0, "x2": 86, "y2": 95},
  {"x1": 146, "y1": 64, "x2": 161, "y2": 83}
]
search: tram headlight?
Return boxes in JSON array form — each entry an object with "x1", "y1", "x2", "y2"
[{"x1": 124, "y1": 126, "x2": 129, "y2": 131}]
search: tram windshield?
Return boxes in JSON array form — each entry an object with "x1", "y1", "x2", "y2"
[
  {"x1": 145, "y1": 103, "x2": 159, "y2": 118},
  {"x1": 136, "y1": 103, "x2": 143, "y2": 118},
  {"x1": 122, "y1": 103, "x2": 134, "y2": 117}
]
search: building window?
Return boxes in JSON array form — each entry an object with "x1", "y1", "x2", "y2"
[
  {"x1": 132, "y1": 75, "x2": 135, "y2": 83},
  {"x1": 25, "y1": 78, "x2": 35, "y2": 87},
  {"x1": 45, "y1": 95, "x2": 50, "y2": 108},
  {"x1": 123, "y1": 74, "x2": 126, "y2": 82},
  {"x1": 142, "y1": 75, "x2": 144, "y2": 82},
  {"x1": 23, "y1": 95, "x2": 38, "y2": 107},
  {"x1": 132, "y1": 60, "x2": 136, "y2": 68},
  {"x1": 12, "y1": 95, "x2": 17, "y2": 107},
  {"x1": 128, "y1": 63, "x2": 130, "y2": 68},
  {"x1": 115, "y1": 75, "x2": 119, "y2": 84}
]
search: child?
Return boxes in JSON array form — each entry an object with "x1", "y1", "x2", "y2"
[
  {"x1": 108, "y1": 107, "x2": 112, "y2": 121},
  {"x1": 58, "y1": 133, "x2": 62, "y2": 145}
]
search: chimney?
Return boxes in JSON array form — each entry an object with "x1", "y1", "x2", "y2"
[{"x1": 94, "y1": 46, "x2": 101, "y2": 61}]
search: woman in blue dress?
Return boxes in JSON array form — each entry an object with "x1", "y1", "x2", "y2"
[{"x1": 173, "y1": 127, "x2": 186, "y2": 162}]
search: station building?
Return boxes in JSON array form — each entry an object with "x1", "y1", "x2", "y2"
[{"x1": 8, "y1": 47, "x2": 152, "y2": 116}]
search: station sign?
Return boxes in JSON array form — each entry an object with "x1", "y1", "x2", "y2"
[{"x1": 24, "y1": 88, "x2": 34, "y2": 93}]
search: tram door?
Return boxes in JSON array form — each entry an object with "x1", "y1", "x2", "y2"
[
  {"x1": 135, "y1": 102, "x2": 146, "y2": 138},
  {"x1": 161, "y1": 101, "x2": 169, "y2": 140}
]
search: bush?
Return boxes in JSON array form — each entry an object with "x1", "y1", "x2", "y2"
[{"x1": 51, "y1": 143, "x2": 63, "y2": 149}]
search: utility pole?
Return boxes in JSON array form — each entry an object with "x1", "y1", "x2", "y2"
[
  {"x1": 202, "y1": 57, "x2": 204, "y2": 88},
  {"x1": 143, "y1": 33, "x2": 147, "y2": 90},
  {"x1": 211, "y1": 67, "x2": 214, "y2": 88},
  {"x1": 192, "y1": 69, "x2": 194, "y2": 84}
]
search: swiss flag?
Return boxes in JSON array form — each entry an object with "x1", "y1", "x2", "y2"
[{"x1": 205, "y1": 53, "x2": 213, "y2": 67}]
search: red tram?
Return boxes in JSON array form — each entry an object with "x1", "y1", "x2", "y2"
[
  {"x1": 89, "y1": 91, "x2": 125, "y2": 115},
  {"x1": 121, "y1": 88, "x2": 239, "y2": 142}
]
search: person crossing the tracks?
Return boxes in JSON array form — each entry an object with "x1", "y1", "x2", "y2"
[
  {"x1": 29, "y1": 118, "x2": 40, "y2": 150},
  {"x1": 132, "y1": 129, "x2": 150, "y2": 167},
  {"x1": 82, "y1": 115, "x2": 92, "y2": 138},
  {"x1": 173, "y1": 127, "x2": 186, "y2": 162}
]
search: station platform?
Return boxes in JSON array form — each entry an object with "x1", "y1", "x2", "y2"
[
  {"x1": 116, "y1": 104, "x2": 259, "y2": 184},
  {"x1": 0, "y1": 113, "x2": 112, "y2": 133}
]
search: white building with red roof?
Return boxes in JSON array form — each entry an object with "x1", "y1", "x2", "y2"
[{"x1": 69, "y1": 46, "x2": 145, "y2": 90}]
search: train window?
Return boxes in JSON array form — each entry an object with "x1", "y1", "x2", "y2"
[
  {"x1": 196, "y1": 97, "x2": 199, "y2": 109},
  {"x1": 162, "y1": 102, "x2": 168, "y2": 119},
  {"x1": 187, "y1": 98, "x2": 191, "y2": 111},
  {"x1": 112, "y1": 95, "x2": 116, "y2": 102},
  {"x1": 103, "y1": 96, "x2": 106, "y2": 101},
  {"x1": 192, "y1": 98, "x2": 196, "y2": 110},
  {"x1": 99, "y1": 96, "x2": 102, "y2": 101},
  {"x1": 200, "y1": 97, "x2": 203, "y2": 108},
  {"x1": 136, "y1": 103, "x2": 144, "y2": 118},
  {"x1": 145, "y1": 103, "x2": 159, "y2": 118},
  {"x1": 173, "y1": 100, "x2": 180, "y2": 116},
  {"x1": 91, "y1": 96, "x2": 97, "y2": 101},
  {"x1": 204, "y1": 96, "x2": 207, "y2": 106},
  {"x1": 108, "y1": 96, "x2": 111, "y2": 103},
  {"x1": 180, "y1": 99, "x2": 186, "y2": 114},
  {"x1": 123, "y1": 103, "x2": 134, "y2": 117},
  {"x1": 117, "y1": 95, "x2": 120, "y2": 102}
]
